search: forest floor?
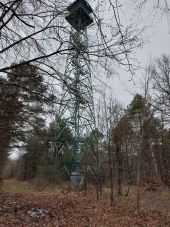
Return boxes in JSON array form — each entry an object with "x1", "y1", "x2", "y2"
[{"x1": 0, "y1": 179, "x2": 170, "y2": 227}]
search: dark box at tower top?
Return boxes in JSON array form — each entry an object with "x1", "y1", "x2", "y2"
[
  {"x1": 67, "y1": 0, "x2": 93, "y2": 14},
  {"x1": 66, "y1": 0, "x2": 93, "y2": 31}
]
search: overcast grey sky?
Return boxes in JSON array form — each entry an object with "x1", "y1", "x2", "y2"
[
  {"x1": 103, "y1": 1, "x2": 170, "y2": 106},
  {"x1": 58, "y1": 0, "x2": 170, "y2": 107},
  {"x1": 9, "y1": 0, "x2": 170, "y2": 159}
]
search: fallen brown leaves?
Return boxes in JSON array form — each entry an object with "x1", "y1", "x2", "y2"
[{"x1": 0, "y1": 192, "x2": 170, "y2": 227}]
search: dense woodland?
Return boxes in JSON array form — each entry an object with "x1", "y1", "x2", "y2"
[{"x1": 2, "y1": 56, "x2": 170, "y2": 202}]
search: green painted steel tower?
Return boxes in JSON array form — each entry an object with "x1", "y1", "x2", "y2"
[{"x1": 51, "y1": 0, "x2": 98, "y2": 184}]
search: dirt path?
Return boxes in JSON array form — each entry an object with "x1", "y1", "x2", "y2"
[{"x1": 0, "y1": 192, "x2": 170, "y2": 227}]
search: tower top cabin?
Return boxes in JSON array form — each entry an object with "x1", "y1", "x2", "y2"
[{"x1": 65, "y1": 0, "x2": 93, "y2": 31}]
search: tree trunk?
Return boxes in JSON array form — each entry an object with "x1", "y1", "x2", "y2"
[
  {"x1": 137, "y1": 116, "x2": 144, "y2": 186},
  {"x1": 0, "y1": 144, "x2": 8, "y2": 191},
  {"x1": 108, "y1": 142, "x2": 114, "y2": 206},
  {"x1": 151, "y1": 149, "x2": 159, "y2": 180},
  {"x1": 116, "y1": 144, "x2": 122, "y2": 196},
  {"x1": 84, "y1": 158, "x2": 87, "y2": 196},
  {"x1": 125, "y1": 141, "x2": 131, "y2": 196},
  {"x1": 161, "y1": 116, "x2": 170, "y2": 188}
]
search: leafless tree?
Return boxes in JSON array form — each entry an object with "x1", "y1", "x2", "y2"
[
  {"x1": 146, "y1": 55, "x2": 170, "y2": 187},
  {"x1": 0, "y1": 0, "x2": 141, "y2": 79},
  {"x1": 96, "y1": 90, "x2": 126, "y2": 203},
  {"x1": 132, "y1": 0, "x2": 170, "y2": 14},
  {"x1": 148, "y1": 55, "x2": 170, "y2": 118}
]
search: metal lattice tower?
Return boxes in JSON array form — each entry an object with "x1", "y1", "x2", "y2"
[{"x1": 51, "y1": 0, "x2": 98, "y2": 184}]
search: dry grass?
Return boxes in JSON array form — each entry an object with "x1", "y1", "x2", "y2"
[
  {"x1": 102, "y1": 184, "x2": 170, "y2": 215},
  {"x1": 2, "y1": 179, "x2": 85, "y2": 195},
  {"x1": 1, "y1": 180, "x2": 170, "y2": 226},
  {"x1": 2, "y1": 179, "x2": 33, "y2": 193},
  {"x1": 2, "y1": 179, "x2": 170, "y2": 214}
]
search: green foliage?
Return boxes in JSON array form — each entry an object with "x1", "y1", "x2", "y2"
[
  {"x1": 41, "y1": 150, "x2": 73, "y2": 183},
  {"x1": 0, "y1": 62, "x2": 54, "y2": 146},
  {"x1": 20, "y1": 116, "x2": 74, "y2": 183},
  {"x1": 50, "y1": 116, "x2": 73, "y2": 145},
  {"x1": 0, "y1": 77, "x2": 14, "y2": 171},
  {"x1": 112, "y1": 114, "x2": 132, "y2": 144},
  {"x1": 86, "y1": 128, "x2": 103, "y2": 144},
  {"x1": 0, "y1": 62, "x2": 56, "y2": 177},
  {"x1": 127, "y1": 94, "x2": 161, "y2": 136},
  {"x1": 39, "y1": 161, "x2": 65, "y2": 184},
  {"x1": 128, "y1": 94, "x2": 145, "y2": 116},
  {"x1": 21, "y1": 131, "x2": 48, "y2": 179}
]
